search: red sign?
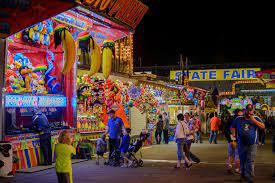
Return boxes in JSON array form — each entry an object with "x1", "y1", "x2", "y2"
[
  {"x1": 78, "y1": 0, "x2": 148, "y2": 29},
  {"x1": 0, "y1": 0, "x2": 76, "y2": 38}
]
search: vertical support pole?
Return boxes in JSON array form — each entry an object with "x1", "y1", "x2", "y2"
[
  {"x1": 64, "y1": 58, "x2": 77, "y2": 127},
  {"x1": 0, "y1": 39, "x2": 7, "y2": 140},
  {"x1": 129, "y1": 34, "x2": 134, "y2": 75}
]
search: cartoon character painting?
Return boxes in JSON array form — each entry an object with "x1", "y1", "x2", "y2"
[
  {"x1": 5, "y1": 69, "x2": 17, "y2": 93},
  {"x1": 6, "y1": 52, "x2": 55, "y2": 94}
]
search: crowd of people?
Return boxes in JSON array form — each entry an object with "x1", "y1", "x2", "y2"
[
  {"x1": 172, "y1": 105, "x2": 269, "y2": 183},
  {"x1": 33, "y1": 105, "x2": 273, "y2": 183}
]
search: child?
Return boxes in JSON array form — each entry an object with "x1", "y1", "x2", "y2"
[
  {"x1": 120, "y1": 128, "x2": 132, "y2": 168},
  {"x1": 55, "y1": 130, "x2": 76, "y2": 183},
  {"x1": 96, "y1": 134, "x2": 107, "y2": 165}
]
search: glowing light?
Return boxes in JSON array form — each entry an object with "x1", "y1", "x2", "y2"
[{"x1": 5, "y1": 95, "x2": 67, "y2": 107}]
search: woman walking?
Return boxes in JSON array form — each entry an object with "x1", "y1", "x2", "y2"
[{"x1": 174, "y1": 113, "x2": 192, "y2": 169}]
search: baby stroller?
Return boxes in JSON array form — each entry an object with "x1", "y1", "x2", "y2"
[
  {"x1": 108, "y1": 132, "x2": 149, "y2": 167},
  {"x1": 127, "y1": 132, "x2": 149, "y2": 167},
  {"x1": 125, "y1": 132, "x2": 149, "y2": 167}
]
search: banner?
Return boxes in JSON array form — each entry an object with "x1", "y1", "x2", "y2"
[
  {"x1": 5, "y1": 95, "x2": 67, "y2": 107},
  {"x1": 77, "y1": 0, "x2": 149, "y2": 29},
  {"x1": 170, "y1": 68, "x2": 261, "y2": 81}
]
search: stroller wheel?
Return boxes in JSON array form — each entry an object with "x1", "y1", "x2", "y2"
[
  {"x1": 138, "y1": 160, "x2": 143, "y2": 167},
  {"x1": 132, "y1": 160, "x2": 138, "y2": 168}
]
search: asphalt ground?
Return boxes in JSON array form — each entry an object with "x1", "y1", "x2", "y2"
[{"x1": 1, "y1": 139, "x2": 274, "y2": 183}]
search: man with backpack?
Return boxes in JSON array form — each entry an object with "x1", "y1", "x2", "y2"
[{"x1": 231, "y1": 104, "x2": 265, "y2": 183}]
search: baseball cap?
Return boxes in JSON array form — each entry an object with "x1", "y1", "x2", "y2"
[{"x1": 234, "y1": 108, "x2": 242, "y2": 116}]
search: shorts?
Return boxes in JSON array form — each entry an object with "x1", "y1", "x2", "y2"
[
  {"x1": 56, "y1": 172, "x2": 70, "y2": 183},
  {"x1": 96, "y1": 152, "x2": 104, "y2": 156},
  {"x1": 121, "y1": 152, "x2": 128, "y2": 157}
]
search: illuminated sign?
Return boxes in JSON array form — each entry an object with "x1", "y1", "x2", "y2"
[
  {"x1": 79, "y1": 0, "x2": 149, "y2": 29},
  {"x1": 5, "y1": 95, "x2": 67, "y2": 108},
  {"x1": 53, "y1": 13, "x2": 88, "y2": 30},
  {"x1": 170, "y1": 68, "x2": 261, "y2": 81},
  {"x1": 221, "y1": 98, "x2": 253, "y2": 111}
]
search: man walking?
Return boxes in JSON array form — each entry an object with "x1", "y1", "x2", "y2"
[
  {"x1": 163, "y1": 112, "x2": 170, "y2": 144},
  {"x1": 195, "y1": 115, "x2": 202, "y2": 143},
  {"x1": 32, "y1": 107, "x2": 52, "y2": 165},
  {"x1": 209, "y1": 112, "x2": 221, "y2": 144},
  {"x1": 105, "y1": 109, "x2": 124, "y2": 163},
  {"x1": 231, "y1": 104, "x2": 265, "y2": 182}
]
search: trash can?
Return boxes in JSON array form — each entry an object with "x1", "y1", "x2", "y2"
[{"x1": 0, "y1": 141, "x2": 13, "y2": 177}]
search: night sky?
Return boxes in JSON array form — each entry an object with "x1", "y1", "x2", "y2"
[{"x1": 134, "y1": 1, "x2": 275, "y2": 66}]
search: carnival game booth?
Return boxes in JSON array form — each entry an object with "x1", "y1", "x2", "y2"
[
  {"x1": 3, "y1": 16, "x2": 80, "y2": 169},
  {"x1": 136, "y1": 80, "x2": 207, "y2": 143},
  {"x1": 219, "y1": 78, "x2": 274, "y2": 116},
  {"x1": 0, "y1": 0, "x2": 148, "y2": 172},
  {"x1": 76, "y1": 74, "x2": 133, "y2": 155}
]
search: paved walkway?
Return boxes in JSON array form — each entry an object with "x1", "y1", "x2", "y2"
[{"x1": 1, "y1": 140, "x2": 274, "y2": 183}]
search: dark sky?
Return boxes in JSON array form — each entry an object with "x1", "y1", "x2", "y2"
[{"x1": 134, "y1": 1, "x2": 275, "y2": 66}]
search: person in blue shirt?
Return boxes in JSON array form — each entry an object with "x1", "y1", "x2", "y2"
[
  {"x1": 105, "y1": 109, "x2": 124, "y2": 163},
  {"x1": 231, "y1": 104, "x2": 265, "y2": 183},
  {"x1": 32, "y1": 107, "x2": 52, "y2": 165},
  {"x1": 120, "y1": 128, "x2": 131, "y2": 168}
]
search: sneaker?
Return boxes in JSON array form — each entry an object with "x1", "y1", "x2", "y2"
[
  {"x1": 121, "y1": 164, "x2": 127, "y2": 168},
  {"x1": 235, "y1": 169, "x2": 240, "y2": 174}
]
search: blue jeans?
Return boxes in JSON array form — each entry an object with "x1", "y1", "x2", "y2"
[
  {"x1": 209, "y1": 131, "x2": 217, "y2": 144},
  {"x1": 238, "y1": 144, "x2": 257, "y2": 182},
  {"x1": 176, "y1": 138, "x2": 186, "y2": 160},
  {"x1": 195, "y1": 131, "x2": 202, "y2": 143}
]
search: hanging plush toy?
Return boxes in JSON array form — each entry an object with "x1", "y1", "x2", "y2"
[
  {"x1": 78, "y1": 31, "x2": 102, "y2": 76},
  {"x1": 54, "y1": 25, "x2": 76, "y2": 74},
  {"x1": 102, "y1": 40, "x2": 114, "y2": 79}
]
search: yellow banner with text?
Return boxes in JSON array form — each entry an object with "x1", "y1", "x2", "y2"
[{"x1": 170, "y1": 68, "x2": 261, "y2": 81}]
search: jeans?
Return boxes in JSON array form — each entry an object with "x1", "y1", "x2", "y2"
[
  {"x1": 209, "y1": 131, "x2": 217, "y2": 144},
  {"x1": 227, "y1": 143, "x2": 240, "y2": 170},
  {"x1": 258, "y1": 129, "x2": 265, "y2": 144},
  {"x1": 108, "y1": 138, "x2": 120, "y2": 160},
  {"x1": 238, "y1": 144, "x2": 257, "y2": 182},
  {"x1": 176, "y1": 138, "x2": 187, "y2": 160},
  {"x1": 163, "y1": 129, "x2": 169, "y2": 144},
  {"x1": 195, "y1": 131, "x2": 202, "y2": 143},
  {"x1": 155, "y1": 130, "x2": 162, "y2": 144},
  {"x1": 40, "y1": 133, "x2": 52, "y2": 165}
]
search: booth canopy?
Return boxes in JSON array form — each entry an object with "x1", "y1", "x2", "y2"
[{"x1": 0, "y1": 0, "x2": 148, "y2": 39}]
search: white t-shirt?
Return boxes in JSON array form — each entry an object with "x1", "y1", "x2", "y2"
[{"x1": 174, "y1": 120, "x2": 189, "y2": 139}]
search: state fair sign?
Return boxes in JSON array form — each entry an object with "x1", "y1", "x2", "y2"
[
  {"x1": 170, "y1": 68, "x2": 261, "y2": 82},
  {"x1": 5, "y1": 95, "x2": 67, "y2": 108}
]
